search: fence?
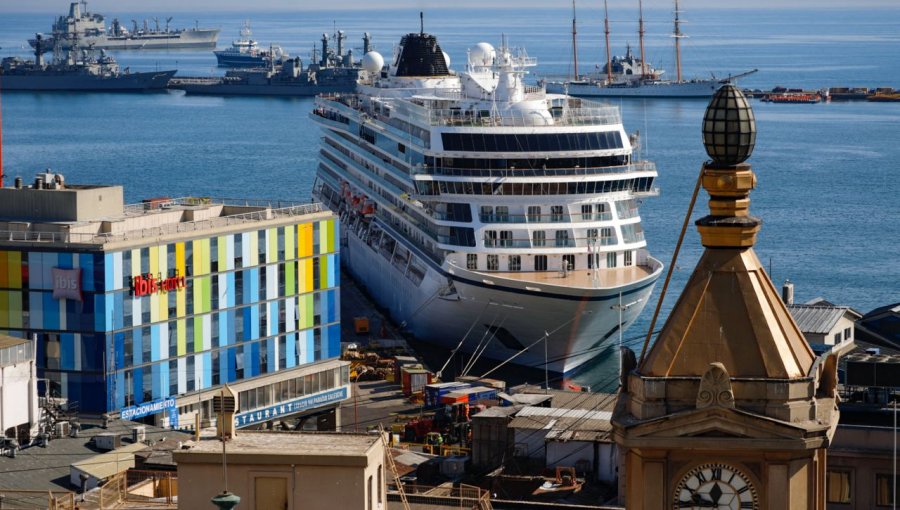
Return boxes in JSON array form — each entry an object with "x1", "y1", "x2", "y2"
[
  {"x1": 389, "y1": 484, "x2": 492, "y2": 510},
  {"x1": 98, "y1": 469, "x2": 178, "y2": 508},
  {"x1": 0, "y1": 490, "x2": 75, "y2": 509}
]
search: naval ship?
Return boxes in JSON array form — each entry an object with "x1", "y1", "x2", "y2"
[
  {"x1": 1, "y1": 34, "x2": 175, "y2": 92},
  {"x1": 310, "y1": 26, "x2": 663, "y2": 374},
  {"x1": 214, "y1": 21, "x2": 288, "y2": 68},
  {"x1": 544, "y1": 0, "x2": 755, "y2": 98},
  {"x1": 173, "y1": 32, "x2": 365, "y2": 97},
  {"x1": 29, "y1": 1, "x2": 219, "y2": 52}
]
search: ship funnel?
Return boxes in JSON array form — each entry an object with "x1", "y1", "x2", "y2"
[{"x1": 782, "y1": 279, "x2": 794, "y2": 305}]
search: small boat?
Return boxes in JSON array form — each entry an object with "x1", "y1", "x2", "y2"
[
  {"x1": 214, "y1": 21, "x2": 288, "y2": 68},
  {"x1": 761, "y1": 92, "x2": 822, "y2": 104}
]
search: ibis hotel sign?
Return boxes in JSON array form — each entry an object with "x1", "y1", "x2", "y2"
[
  {"x1": 52, "y1": 267, "x2": 83, "y2": 302},
  {"x1": 131, "y1": 272, "x2": 187, "y2": 297},
  {"x1": 234, "y1": 387, "x2": 349, "y2": 428}
]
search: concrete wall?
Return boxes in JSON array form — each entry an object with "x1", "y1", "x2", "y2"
[
  {"x1": 176, "y1": 445, "x2": 385, "y2": 510},
  {"x1": 513, "y1": 428, "x2": 546, "y2": 459},
  {"x1": 471, "y1": 415, "x2": 513, "y2": 471},
  {"x1": 827, "y1": 425, "x2": 893, "y2": 510},
  {"x1": 0, "y1": 358, "x2": 39, "y2": 439},
  {"x1": 0, "y1": 186, "x2": 124, "y2": 222}
]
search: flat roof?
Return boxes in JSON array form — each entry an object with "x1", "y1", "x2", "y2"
[
  {"x1": 71, "y1": 442, "x2": 146, "y2": 480},
  {"x1": 0, "y1": 334, "x2": 30, "y2": 349},
  {"x1": 175, "y1": 431, "x2": 380, "y2": 467}
]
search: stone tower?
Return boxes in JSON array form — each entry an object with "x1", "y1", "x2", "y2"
[{"x1": 612, "y1": 84, "x2": 839, "y2": 510}]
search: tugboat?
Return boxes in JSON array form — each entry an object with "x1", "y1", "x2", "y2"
[
  {"x1": 214, "y1": 21, "x2": 288, "y2": 68},
  {"x1": 1, "y1": 33, "x2": 175, "y2": 92},
  {"x1": 29, "y1": 1, "x2": 219, "y2": 51}
]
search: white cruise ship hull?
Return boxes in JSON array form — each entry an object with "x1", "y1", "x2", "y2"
[
  {"x1": 340, "y1": 220, "x2": 660, "y2": 375},
  {"x1": 545, "y1": 79, "x2": 722, "y2": 98}
]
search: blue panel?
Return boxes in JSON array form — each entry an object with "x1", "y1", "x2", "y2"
[
  {"x1": 305, "y1": 330, "x2": 314, "y2": 365},
  {"x1": 219, "y1": 310, "x2": 229, "y2": 347},
  {"x1": 83, "y1": 334, "x2": 103, "y2": 371},
  {"x1": 58, "y1": 252, "x2": 73, "y2": 269},
  {"x1": 285, "y1": 332, "x2": 296, "y2": 369},
  {"x1": 80, "y1": 254, "x2": 95, "y2": 292},
  {"x1": 28, "y1": 253, "x2": 44, "y2": 289},
  {"x1": 227, "y1": 309, "x2": 236, "y2": 344},
  {"x1": 60, "y1": 333, "x2": 74, "y2": 370},
  {"x1": 114, "y1": 293, "x2": 124, "y2": 330},
  {"x1": 270, "y1": 301, "x2": 279, "y2": 335},
  {"x1": 29, "y1": 292, "x2": 43, "y2": 329},
  {"x1": 203, "y1": 352, "x2": 212, "y2": 388},
  {"x1": 326, "y1": 290, "x2": 336, "y2": 323},
  {"x1": 227, "y1": 346, "x2": 237, "y2": 382},
  {"x1": 133, "y1": 368, "x2": 143, "y2": 404},
  {"x1": 133, "y1": 328, "x2": 143, "y2": 366},
  {"x1": 328, "y1": 324, "x2": 341, "y2": 360},
  {"x1": 250, "y1": 305, "x2": 259, "y2": 340},
  {"x1": 334, "y1": 286, "x2": 340, "y2": 323},
  {"x1": 327, "y1": 254, "x2": 337, "y2": 288},
  {"x1": 220, "y1": 349, "x2": 229, "y2": 383},
  {"x1": 114, "y1": 332, "x2": 126, "y2": 371},
  {"x1": 104, "y1": 253, "x2": 116, "y2": 290},
  {"x1": 115, "y1": 371, "x2": 125, "y2": 410},
  {"x1": 266, "y1": 337, "x2": 276, "y2": 373},
  {"x1": 151, "y1": 362, "x2": 161, "y2": 399},
  {"x1": 227, "y1": 272, "x2": 236, "y2": 307},
  {"x1": 42, "y1": 292, "x2": 59, "y2": 330},
  {"x1": 94, "y1": 294, "x2": 106, "y2": 332},
  {"x1": 249, "y1": 268, "x2": 259, "y2": 305},
  {"x1": 249, "y1": 342, "x2": 260, "y2": 378},
  {"x1": 161, "y1": 362, "x2": 170, "y2": 398},
  {"x1": 242, "y1": 308, "x2": 252, "y2": 341},
  {"x1": 150, "y1": 325, "x2": 160, "y2": 362}
]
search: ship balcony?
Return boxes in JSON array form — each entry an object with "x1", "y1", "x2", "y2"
[
  {"x1": 479, "y1": 212, "x2": 614, "y2": 224},
  {"x1": 472, "y1": 236, "x2": 636, "y2": 250},
  {"x1": 410, "y1": 161, "x2": 657, "y2": 179},
  {"x1": 445, "y1": 251, "x2": 663, "y2": 294}
]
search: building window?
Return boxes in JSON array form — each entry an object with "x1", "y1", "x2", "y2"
[
  {"x1": 500, "y1": 231, "x2": 513, "y2": 247},
  {"x1": 527, "y1": 206, "x2": 541, "y2": 222},
  {"x1": 877, "y1": 473, "x2": 897, "y2": 506},
  {"x1": 368, "y1": 475, "x2": 374, "y2": 510},
  {"x1": 844, "y1": 327, "x2": 852, "y2": 341},
  {"x1": 562, "y1": 254, "x2": 575, "y2": 272},
  {"x1": 467, "y1": 254, "x2": 477, "y2": 270},
  {"x1": 487, "y1": 255, "x2": 499, "y2": 271},
  {"x1": 826, "y1": 470, "x2": 851, "y2": 504},
  {"x1": 601, "y1": 227, "x2": 615, "y2": 245},
  {"x1": 587, "y1": 228, "x2": 599, "y2": 241},
  {"x1": 378, "y1": 465, "x2": 383, "y2": 504},
  {"x1": 551, "y1": 205, "x2": 564, "y2": 222},
  {"x1": 555, "y1": 230, "x2": 570, "y2": 247},
  {"x1": 624, "y1": 251, "x2": 633, "y2": 266},
  {"x1": 509, "y1": 255, "x2": 521, "y2": 272},
  {"x1": 532, "y1": 230, "x2": 546, "y2": 247},
  {"x1": 834, "y1": 333, "x2": 841, "y2": 344},
  {"x1": 535, "y1": 255, "x2": 548, "y2": 271},
  {"x1": 607, "y1": 252, "x2": 618, "y2": 268},
  {"x1": 496, "y1": 206, "x2": 509, "y2": 221}
]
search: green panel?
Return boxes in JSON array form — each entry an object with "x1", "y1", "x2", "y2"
[
  {"x1": 285, "y1": 226, "x2": 296, "y2": 295},
  {"x1": 319, "y1": 255, "x2": 328, "y2": 290},
  {"x1": 304, "y1": 294, "x2": 314, "y2": 329},
  {"x1": 326, "y1": 219, "x2": 335, "y2": 253},
  {"x1": 7, "y1": 292, "x2": 22, "y2": 328},
  {"x1": 194, "y1": 316, "x2": 204, "y2": 352},
  {"x1": 268, "y1": 227, "x2": 277, "y2": 264}
]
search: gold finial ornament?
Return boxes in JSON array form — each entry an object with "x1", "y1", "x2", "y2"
[
  {"x1": 702, "y1": 83, "x2": 756, "y2": 167},
  {"x1": 696, "y1": 85, "x2": 761, "y2": 248}
]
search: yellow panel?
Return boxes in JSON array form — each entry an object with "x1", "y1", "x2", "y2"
[
  {"x1": 7, "y1": 292, "x2": 22, "y2": 328},
  {"x1": 175, "y1": 242, "x2": 185, "y2": 278},
  {"x1": 7, "y1": 251, "x2": 22, "y2": 289},
  {"x1": 177, "y1": 319, "x2": 186, "y2": 356},
  {"x1": 303, "y1": 259, "x2": 314, "y2": 293},
  {"x1": 249, "y1": 231, "x2": 259, "y2": 267},
  {"x1": 298, "y1": 223, "x2": 313, "y2": 258},
  {"x1": 157, "y1": 245, "x2": 168, "y2": 321},
  {"x1": 0, "y1": 291, "x2": 8, "y2": 328},
  {"x1": 131, "y1": 249, "x2": 141, "y2": 276},
  {"x1": 149, "y1": 245, "x2": 159, "y2": 275}
]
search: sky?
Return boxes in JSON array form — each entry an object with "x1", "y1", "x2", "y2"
[{"x1": 1, "y1": 0, "x2": 898, "y2": 13}]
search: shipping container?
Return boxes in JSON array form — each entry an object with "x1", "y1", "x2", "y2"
[
  {"x1": 424, "y1": 382, "x2": 471, "y2": 408},
  {"x1": 401, "y1": 367, "x2": 433, "y2": 396},
  {"x1": 440, "y1": 386, "x2": 499, "y2": 405}
]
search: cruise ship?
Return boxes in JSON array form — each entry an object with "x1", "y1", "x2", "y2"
[{"x1": 310, "y1": 28, "x2": 663, "y2": 375}]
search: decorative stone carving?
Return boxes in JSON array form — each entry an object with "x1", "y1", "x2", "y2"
[{"x1": 697, "y1": 362, "x2": 735, "y2": 409}]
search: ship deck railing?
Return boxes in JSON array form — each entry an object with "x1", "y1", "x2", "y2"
[
  {"x1": 1, "y1": 199, "x2": 327, "y2": 245},
  {"x1": 411, "y1": 160, "x2": 656, "y2": 178},
  {"x1": 476, "y1": 211, "x2": 615, "y2": 223}
]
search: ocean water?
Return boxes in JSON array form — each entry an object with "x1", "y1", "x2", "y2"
[{"x1": 1, "y1": 7, "x2": 898, "y2": 389}]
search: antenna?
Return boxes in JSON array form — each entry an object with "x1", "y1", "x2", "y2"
[
  {"x1": 571, "y1": 0, "x2": 578, "y2": 80},
  {"x1": 420, "y1": 12, "x2": 424, "y2": 35},
  {"x1": 603, "y1": 0, "x2": 611, "y2": 84}
]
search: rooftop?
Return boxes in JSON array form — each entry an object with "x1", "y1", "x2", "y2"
[
  {"x1": 787, "y1": 303, "x2": 861, "y2": 335},
  {"x1": 175, "y1": 431, "x2": 380, "y2": 467}
]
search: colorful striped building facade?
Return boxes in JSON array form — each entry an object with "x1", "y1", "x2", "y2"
[{"x1": 0, "y1": 210, "x2": 340, "y2": 415}]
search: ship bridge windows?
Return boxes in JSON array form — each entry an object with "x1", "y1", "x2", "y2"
[
  {"x1": 424, "y1": 155, "x2": 630, "y2": 176},
  {"x1": 441, "y1": 131, "x2": 624, "y2": 152},
  {"x1": 419, "y1": 177, "x2": 655, "y2": 197},
  {"x1": 532, "y1": 230, "x2": 546, "y2": 247}
]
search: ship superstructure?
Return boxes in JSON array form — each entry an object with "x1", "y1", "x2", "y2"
[
  {"x1": 29, "y1": 1, "x2": 219, "y2": 51},
  {"x1": 310, "y1": 28, "x2": 662, "y2": 374}
]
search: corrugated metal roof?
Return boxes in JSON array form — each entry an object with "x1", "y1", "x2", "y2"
[
  {"x1": 515, "y1": 406, "x2": 612, "y2": 422},
  {"x1": 788, "y1": 304, "x2": 858, "y2": 334},
  {"x1": 70, "y1": 442, "x2": 146, "y2": 480}
]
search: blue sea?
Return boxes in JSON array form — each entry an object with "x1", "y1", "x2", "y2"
[{"x1": 1, "y1": 7, "x2": 899, "y2": 389}]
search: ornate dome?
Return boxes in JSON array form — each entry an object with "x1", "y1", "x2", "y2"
[{"x1": 702, "y1": 84, "x2": 756, "y2": 167}]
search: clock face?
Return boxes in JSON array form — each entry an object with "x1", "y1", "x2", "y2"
[{"x1": 673, "y1": 463, "x2": 759, "y2": 510}]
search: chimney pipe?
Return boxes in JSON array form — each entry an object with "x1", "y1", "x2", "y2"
[{"x1": 782, "y1": 279, "x2": 794, "y2": 305}]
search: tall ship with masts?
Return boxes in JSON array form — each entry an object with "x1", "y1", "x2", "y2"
[
  {"x1": 310, "y1": 22, "x2": 663, "y2": 374},
  {"x1": 29, "y1": 1, "x2": 219, "y2": 52},
  {"x1": 545, "y1": 0, "x2": 755, "y2": 98}
]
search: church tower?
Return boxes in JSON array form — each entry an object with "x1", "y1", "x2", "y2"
[{"x1": 612, "y1": 85, "x2": 839, "y2": 510}]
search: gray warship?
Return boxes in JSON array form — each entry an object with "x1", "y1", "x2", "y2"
[
  {"x1": 171, "y1": 32, "x2": 366, "y2": 97},
  {"x1": 1, "y1": 34, "x2": 176, "y2": 92},
  {"x1": 29, "y1": 1, "x2": 219, "y2": 52}
]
